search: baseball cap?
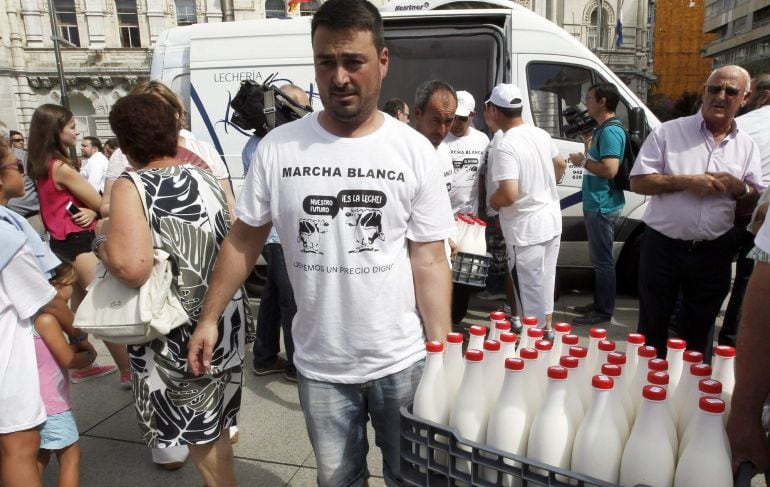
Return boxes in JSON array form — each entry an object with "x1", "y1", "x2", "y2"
[
  {"x1": 455, "y1": 91, "x2": 476, "y2": 117},
  {"x1": 486, "y1": 83, "x2": 524, "y2": 109}
]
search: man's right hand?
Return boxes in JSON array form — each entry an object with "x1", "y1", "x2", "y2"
[
  {"x1": 686, "y1": 174, "x2": 726, "y2": 197},
  {"x1": 188, "y1": 320, "x2": 219, "y2": 376}
]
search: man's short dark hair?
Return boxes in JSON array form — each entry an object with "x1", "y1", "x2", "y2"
[
  {"x1": 414, "y1": 80, "x2": 456, "y2": 112},
  {"x1": 83, "y1": 136, "x2": 102, "y2": 152},
  {"x1": 489, "y1": 103, "x2": 522, "y2": 119},
  {"x1": 311, "y1": 0, "x2": 385, "y2": 53},
  {"x1": 382, "y1": 98, "x2": 407, "y2": 117},
  {"x1": 754, "y1": 74, "x2": 770, "y2": 92},
  {"x1": 9, "y1": 130, "x2": 22, "y2": 139},
  {"x1": 589, "y1": 83, "x2": 620, "y2": 112},
  {"x1": 104, "y1": 137, "x2": 119, "y2": 150}
]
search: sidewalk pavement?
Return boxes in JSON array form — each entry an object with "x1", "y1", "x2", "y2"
[{"x1": 42, "y1": 270, "x2": 758, "y2": 486}]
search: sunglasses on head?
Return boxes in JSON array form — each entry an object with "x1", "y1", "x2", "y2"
[
  {"x1": 1, "y1": 160, "x2": 24, "y2": 174},
  {"x1": 705, "y1": 84, "x2": 742, "y2": 97}
]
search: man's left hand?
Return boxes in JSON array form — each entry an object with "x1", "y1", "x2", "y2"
[{"x1": 707, "y1": 171, "x2": 745, "y2": 196}]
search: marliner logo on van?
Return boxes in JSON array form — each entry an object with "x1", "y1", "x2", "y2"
[{"x1": 395, "y1": 2, "x2": 430, "y2": 10}]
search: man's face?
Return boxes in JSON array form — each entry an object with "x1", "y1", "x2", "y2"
[
  {"x1": 396, "y1": 105, "x2": 410, "y2": 123},
  {"x1": 413, "y1": 90, "x2": 457, "y2": 147},
  {"x1": 80, "y1": 140, "x2": 96, "y2": 158},
  {"x1": 483, "y1": 102, "x2": 499, "y2": 132},
  {"x1": 701, "y1": 68, "x2": 749, "y2": 127},
  {"x1": 312, "y1": 26, "x2": 388, "y2": 127},
  {"x1": 10, "y1": 134, "x2": 24, "y2": 150},
  {"x1": 450, "y1": 111, "x2": 474, "y2": 137},
  {"x1": 585, "y1": 88, "x2": 604, "y2": 119}
]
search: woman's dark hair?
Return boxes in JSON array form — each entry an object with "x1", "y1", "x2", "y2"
[
  {"x1": 311, "y1": 0, "x2": 385, "y2": 53},
  {"x1": 109, "y1": 94, "x2": 178, "y2": 167},
  {"x1": 27, "y1": 104, "x2": 76, "y2": 180}
]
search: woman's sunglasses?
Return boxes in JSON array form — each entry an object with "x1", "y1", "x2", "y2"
[
  {"x1": 705, "y1": 84, "x2": 742, "y2": 97},
  {"x1": 1, "y1": 160, "x2": 24, "y2": 174}
]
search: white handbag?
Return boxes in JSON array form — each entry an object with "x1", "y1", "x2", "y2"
[{"x1": 74, "y1": 172, "x2": 189, "y2": 344}]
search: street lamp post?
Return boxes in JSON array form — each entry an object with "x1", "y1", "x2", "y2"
[{"x1": 46, "y1": 0, "x2": 71, "y2": 109}]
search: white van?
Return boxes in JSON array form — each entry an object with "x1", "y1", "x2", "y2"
[{"x1": 150, "y1": 0, "x2": 660, "y2": 290}]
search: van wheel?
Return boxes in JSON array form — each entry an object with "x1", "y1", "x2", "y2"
[{"x1": 617, "y1": 230, "x2": 643, "y2": 297}]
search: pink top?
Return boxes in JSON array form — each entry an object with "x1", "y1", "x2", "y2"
[
  {"x1": 37, "y1": 159, "x2": 96, "y2": 240},
  {"x1": 631, "y1": 111, "x2": 765, "y2": 240},
  {"x1": 33, "y1": 332, "x2": 71, "y2": 415}
]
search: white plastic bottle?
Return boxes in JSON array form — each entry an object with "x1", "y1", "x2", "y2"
[
  {"x1": 445, "y1": 332, "x2": 465, "y2": 409},
  {"x1": 571, "y1": 375, "x2": 622, "y2": 484},
  {"x1": 527, "y1": 366, "x2": 575, "y2": 477},
  {"x1": 551, "y1": 322, "x2": 571, "y2": 366},
  {"x1": 488, "y1": 311, "x2": 506, "y2": 341},
  {"x1": 675, "y1": 363, "x2": 712, "y2": 437},
  {"x1": 558, "y1": 355, "x2": 585, "y2": 426},
  {"x1": 485, "y1": 358, "x2": 531, "y2": 487},
  {"x1": 533, "y1": 339, "x2": 553, "y2": 397},
  {"x1": 712, "y1": 345, "x2": 735, "y2": 418},
  {"x1": 606, "y1": 353, "x2": 634, "y2": 425},
  {"x1": 619, "y1": 385, "x2": 676, "y2": 487},
  {"x1": 594, "y1": 339, "x2": 616, "y2": 376},
  {"x1": 629, "y1": 345, "x2": 658, "y2": 410},
  {"x1": 522, "y1": 326, "x2": 544, "y2": 353},
  {"x1": 467, "y1": 325, "x2": 487, "y2": 353},
  {"x1": 624, "y1": 333, "x2": 645, "y2": 389},
  {"x1": 600, "y1": 364, "x2": 630, "y2": 444},
  {"x1": 586, "y1": 327, "x2": 607, "y2": 376},
  {"x1": 679, "y1": 379, "x2": 723, "y2": 455},
  {"x1": 483, "y1": 340, "x2": 504, "y2": 409},
  {"x1": 493, "y1": 320, "x2": 511, "y2": 344},
  {"x1": 645, "y1": 371, "x2": 678, "y2": 453},
  {"x1": 413, "y1": 341, "x2": 450, "y2": 466},
  {"x1": 499, "y1": 331, "x2": 518, "y2": 360},
  {"x1": 674, "y1": 397, "x2": 732, "y2": 487},
  {"x1": 521, "y1": 316, "x2": 538, "y2": 343},
  {"x1": 666, "y1": 338, "x2": 686, "y2": 395},
  {"x1": 449, "y1": 349, "x2": 489, "y2": 474},
  {"x1": 568, "y1": 345, "x2": 591, "y2": 411},
  {"x1": 518, "y1": 348, "x2": 543, "y2": 413}
]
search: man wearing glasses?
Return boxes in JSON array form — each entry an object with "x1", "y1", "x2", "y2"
[
  {"x1": 630, "y1": 65, "x2": 765, "y2": 358},
  {"x1": 9, "y1": 131, "x2": 24, "y2": 151}
]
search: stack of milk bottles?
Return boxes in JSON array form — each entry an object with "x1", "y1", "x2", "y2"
[{"x1": 410, "y1": 322, "x2": 735, "y2": 487}]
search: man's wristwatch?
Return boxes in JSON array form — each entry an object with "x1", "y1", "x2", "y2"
[{"x1": 736, "y1": 183, "x2": 751, "y2": 200}]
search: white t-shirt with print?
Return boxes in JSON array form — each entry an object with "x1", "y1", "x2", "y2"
[
  {"x1": 491, "y1": 123, "x2": 561, "y2": 247},
  {"x1": 0, "y1": 245, "x2": 55, "y2": 433},
  {"x1": 437, "y1": 142, "x2": 454, "y2": 195},
  {"x1": 236, "y1": 111, "x2": 455, "y2": 383},
  {"x1": 445, "y1": 127, "x2": 490, "y2": 215},
  {"x1": 483, "y1": 130, "x2": 504, "y2": 217}
]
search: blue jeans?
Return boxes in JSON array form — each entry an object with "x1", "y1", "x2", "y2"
[
  {"x1": 252, "y1": 243, "x2": 296, "y2": 370},
  {"x1": 584, "y1": 210, "x2": 619, "y2": 317},
  {"x1": 297, "y1": 360, "x2": 424, "y2": 487}
]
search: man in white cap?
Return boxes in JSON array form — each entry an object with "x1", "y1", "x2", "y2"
[
  {"x1": 444, "y1": 90, "x2": 490, "y2": 216},
  {"x1": 486, "y1": 83, "x2": 566, "y2": 335}
]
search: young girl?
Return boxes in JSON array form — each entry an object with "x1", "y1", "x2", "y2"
[{"x1": 34, "y1": 261, "x2": 96, "y2": 486}]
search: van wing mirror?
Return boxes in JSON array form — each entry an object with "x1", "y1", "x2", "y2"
[{"x1": 628, "y1": 106, "x2": 648, "y2": 146}]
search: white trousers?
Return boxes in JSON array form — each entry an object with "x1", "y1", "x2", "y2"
[{"x1": 507, "y1": 235, "x2": 560, "y2": 328}]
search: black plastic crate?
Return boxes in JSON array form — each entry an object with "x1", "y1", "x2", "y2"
[{"x1": 451, "y1": 252, "x2": 492, "y2": 287}]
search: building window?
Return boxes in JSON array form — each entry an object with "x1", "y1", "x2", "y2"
[
  {"x1": 589, "y1": 7, "x2": 611, "y2": 49},
  {"x1": 54, "y1": 0, "x2": 80, "y2": 47},
  {"x1": 733, "y1": 15, "x2": 748, "y2": 34},
  {"x1": 117, "y1": 0, "x2": 141, "y2": 47},
  {"x1": 175, "y1": 0, "x2": 197, "y2": 25},
  {"x1": 266, "y1": 0, "x2": 286, "y2": 18},
  {"x1": 300, "y1": 0, "x2": 321, "y2": 16}
]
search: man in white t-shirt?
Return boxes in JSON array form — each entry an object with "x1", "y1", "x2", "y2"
[
  {"x1": 188, "y1": 1, "x2": 454, "y2": 485},
  {"x1": 80, "y1": 136, "x2": 109, "y2": 193},
  {"x1": 413, "y1": 79, "x2": 456, "y2": 194},
  {"x1": 487, "y1": 83, "x2": 567, "y2": 334},
  {"x1": 444, "y1": 90, "x2": 490, "y2": 215}
]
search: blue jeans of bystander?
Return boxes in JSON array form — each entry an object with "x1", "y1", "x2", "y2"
[{"x1": 584, "y1": 210, "x2": 619, "y2": 318}]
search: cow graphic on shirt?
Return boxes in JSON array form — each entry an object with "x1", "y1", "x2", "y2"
[
  {"x1": 344, "y1": 208, "x2": 384, "y2": 253},
  {"x1": 297, "y1": 218, "x2": 329, "y2": 254}
]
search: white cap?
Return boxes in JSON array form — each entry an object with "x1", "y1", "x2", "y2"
[
  {"x1": 455, "y1": 91, "x2": 476, "y2": 117},
  {"x1": 486, "y1": 83, "x2": 524, "y2": 109}
]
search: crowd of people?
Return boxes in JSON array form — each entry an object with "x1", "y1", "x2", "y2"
[{"x1": 1, "y1": 0, "x2": 770, "y2": 484}]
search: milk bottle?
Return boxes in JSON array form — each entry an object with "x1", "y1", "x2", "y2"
[
  {"x1": 449, "y1": 349, "x2": 488, "y2": 474},
  {"x1": 629, "y1": 345, "x2": 658, "y2": 409},
  {"x1": 518, "y1": 348, "x2": 543, "y2": 413},
  {"x1": 483, "y1": 340, "x2": 504, "y2": 408},
  {"x1": 619, "y1": 385, "x2": 676, "y2": 487},
  {"x1": 499, "y1": 331, "x2": 518, "y2": 360},
  {"x1": 679, "y1": 379, "x2": 723, "y2": 455},
  {"x1": 527, "y1": 366, "x2": 575, "y2": 478},
  {"x1": 645, "y1": 371, "x2": 678, "y2": 453},
  {"x1": 558, "y1": 355, "x2": 585, "y2": 426},
  {"x1": 413, "y1": 341, "x2": 450, "y2": 466},
  {"x1": 624, "y1": 333, "x2": 645, "y2": 389},
  {"x1": 594, "y1": 339, "x2": 616, "y2": 376},
  {"x1": 445, "y1": 332, "x2": 465, "y2": 408},
  {"x1": 606, "y1": 353, "x2": 634, "y2": 425},
  {"x1": 568, "y1": 345, "x2": 591, "y2": 410},
  {"x1": 467, "y1": 325, "x2": 487, "y2": 353},
  {"x1": 521, "y1": 326, "x2": 543, "y2": 352},
  {"x1": 674, "y1": 397, "x2": 732, "y2": 487},
  {"x1": 521, "y1": 316, "x2": 538, "y2": 346},
  {"x1": 666, "y1": 338, "x2": 686, "y2": 395},
  {"x1": 486, "y1": 358, "x2": 531, "y2": 487},
  {"x1": 571, "y1": 375, "x2": 622, "y2": 484},
  {"x1": 712, "y1": 345, "x2": 735, "y2": 418},
  {"x1": 551, "y1": 322, "x2": 571, "y2": 366},
  {"x1": 600, "y1": 364, "x2": 630, "y2": 444},
  {"x1": 586, "y1": 327, "x2": 607, "y2": 376},
  {"x1": 675, "y1": 363, "x2": 712, "y2": 438},
  {"x1": 493, "y1": 320, "x2": 511, "y2": 343},
  {"x1": 488, "y1": 311, "x2": 506, "y2": 341},
  {"x1": 534, "y1": 339, "x2": 553, "y2": 396}
]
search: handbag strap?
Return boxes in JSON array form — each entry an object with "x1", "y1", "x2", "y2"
[{"x1": 126, "y1": 171, "x2": 152, "y2": 226}]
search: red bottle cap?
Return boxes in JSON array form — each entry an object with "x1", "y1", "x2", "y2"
[
  {"x1": 699, "y1": 396, "x2": 726, "y2": 414},
  {"x1": 684, "y1": 350, "x2": 703, "y2": 363},
  {"x1": 648, "y1": 358, "x2": 668, "y2": 371},
  {"x1": 426, "y1": 341, "x2": 443, "y2": 353},
  {"x1": 527, "y1": 327, "x2": 544, "y2": 338},
  {"x1": 647, "y1": 370, "x2": 669, "y2": 385},
  {"x1": 601, "y1": 364, "x2": 622, "y2": 377},
  {"x1": 598, "y1": 339, "x2": 616, "y2": 352},
  {"x1": 607, "y1": 352, "x2": 627, "y2": 365},
  {"x1": 560, "y1": 356, "x2": 579, "y2": 369},
  {"x1": 470, "y1": 325, "x2": 487, "y2": 337},
  {"x1": 627, "y1": 333, "x2": 645, "y2": 345},
  {"x1": 638, "y1": 346, "x2": 657, "y2": 358},
  {"x1": 483, "y1": 340, "x2": 501, "y2": 352},
  {"x1": 496, "y1": 320, "x2": 511, "y2": 331},
  {"x1": 447, "y1": 332, "x2": 464, "y2": 344},
  {"x1": 522, "y1": 316, "x2": 538, "y2": 326},
  {"x1": 589, "y1": 327, "x2": 607, "y2": 339},
  {"x1": 562, "y1": 334, "x2": 579, "y2": 346},
  {"x1": 667, "y1": 338, "x2": 686, "y2": 350},
  {"x1": 505, "y1": 358, "x2": 524, "y2": 371},
  {"x1": 548, "y1": 366, "x2": 568, "y2": 380},
  {"x1": 465, "y1": 349, "x2": 484, "y2": 362},
  {"x1": 499, "y1": 332, "x2": 517, "y2": 343},
  {"x1": 593, "y1": 375, "x2": 614, "y2": 390},
  {"x1": 643, "y1": 385, "x2": 667, "y2": 401},
  {"x1": 535, "y1": 339, "x2": 553, "y2": 351},
  {"x1": 690, "y1": 363, "x2": 712, "y2": 377},
  {"x1": 569, "y1": 346, "x2": 588, "y2": 358},
  {"x1": 699, "y1": 379, "x2": 722, "y2": 394},
  {"x1": 519, "y1": 348, "x2": 538, "y2": 360},
  {"x1": 489, "y1": 311, "x2": 506, "y2": 321},
  {"x1": 715, "y1": 345, "x2": 736, "y2": 358},
  {"x1": 554, "y1": 323, "x2": 571, "y2": 333}
]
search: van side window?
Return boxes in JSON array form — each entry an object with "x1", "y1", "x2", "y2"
[{"x1": 526, "y1": 62, "x2": 630, "y2": 141}]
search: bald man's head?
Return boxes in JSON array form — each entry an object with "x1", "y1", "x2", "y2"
[
  {"x1": 702, "y1": 64, "x2": 750, "y2": 129},
  {"x1": 279, "y1": 84, "x2": 310, "y2": 107}
]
